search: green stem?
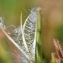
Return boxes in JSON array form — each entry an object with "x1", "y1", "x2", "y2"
[{"x1": 35, "y1": 8, "x2": 42, "y2": 63}]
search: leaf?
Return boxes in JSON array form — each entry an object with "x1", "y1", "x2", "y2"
[{"x1": 35, "y1": 7, "x2": 42, "y2": 63}]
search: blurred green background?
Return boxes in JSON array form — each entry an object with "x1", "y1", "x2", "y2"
[{"x1": 0, "y1": 0, "x2": 35, "y2": 26}]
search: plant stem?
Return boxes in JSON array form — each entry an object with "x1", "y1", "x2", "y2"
[{"x1": 35, "y1": 8, "x2": 42, "y2": 63}]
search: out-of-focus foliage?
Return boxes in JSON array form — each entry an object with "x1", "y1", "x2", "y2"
[
  {"x1": 51, "y1": 39, "x2": 63, "y2": 63},
  {"x1": 55, "y1": 25, "x2": 63, "y2": 43},
  {"x1": 0, "y1": 0, "x2": 34, "y2": 26},
  {"x1": 0, "y1": 39, "x2": 13, "y2": 63}
]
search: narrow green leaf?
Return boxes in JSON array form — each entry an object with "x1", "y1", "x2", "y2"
[{"x1": 35, "y1": 8, "x2": 42, "y2": 63}]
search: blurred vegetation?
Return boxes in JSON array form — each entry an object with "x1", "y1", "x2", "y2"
[
  {"x1": 55, "y1": 25, "x2": 63, "y2": 43},
  {"x1": 0, "y1": 0, "x2": 35, "y2": 26},
  {"x1": 0, "y1": 39, "x2": 13, "y2": 63}
]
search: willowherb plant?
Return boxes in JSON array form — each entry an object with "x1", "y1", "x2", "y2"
[
  {"x1": 0, "y1": 8, "x2": 42, "y2": 63},
  {"x1": 51, "y1": 39, "x2": 63, "y2": 63}
]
